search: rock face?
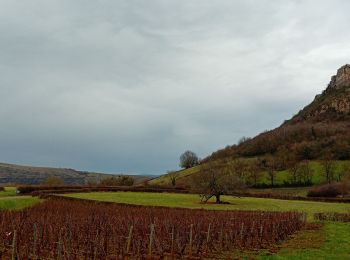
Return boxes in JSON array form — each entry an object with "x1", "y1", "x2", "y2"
[
  {"x1": 288, "y1": 64, "x2": 350, "y2": 123},
  {"x1": 327, "y1": 64, "x2": 350, "y2": 90}
]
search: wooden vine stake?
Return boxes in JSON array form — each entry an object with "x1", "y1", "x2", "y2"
[
  {"x1": 205, "y1": 223, "x2": 211, "y2": 255},
  {"x1": 240, "y1": 223, "x2": 244, "y2": 241},
  {"x1": 189, "y1": 224, "x2": 193, "y2": 257},
  {"x1": 93, "y1": 246, "x2": 98, "y2": 260},
  {"x1": 11, "y1": 230, "x2": 17, "y2": 260},
  {"x1": 148, "y1": 224, "x2": 155, "y2": 257},
  {"x1": 32, "y1": 224, "x2": 38, "y2": 260},
  {"x1": 57, "y1": 230, "x2": 63, "y2": 260},
  {"x1": 125, "y1": 225, "x2": 133, "y2": 259},
  {"x1": 219, "y1": 225, "x2": 223, "y2": 251},
  {"x1": 171, "y1": 226, "x2": 175, "y2": 259}
]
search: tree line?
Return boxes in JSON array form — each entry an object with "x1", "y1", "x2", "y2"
[{"x1": 178, "y1": 150, "x2": 350, "y2": 203}]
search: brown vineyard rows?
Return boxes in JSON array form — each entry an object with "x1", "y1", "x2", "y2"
[{"x1": 0, "y1": 199, "x2": 306, "y2": 259}]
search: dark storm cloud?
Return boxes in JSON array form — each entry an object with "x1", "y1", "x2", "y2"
[{"x1": 1, "y1": 0, "x2": 350, "y2": 174}]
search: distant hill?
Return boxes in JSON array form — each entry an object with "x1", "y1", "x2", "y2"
[{"x1": 0, "y1": 162, "x2": 152, "y2": 185}]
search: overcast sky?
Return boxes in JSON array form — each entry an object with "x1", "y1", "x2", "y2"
[{"x1": 1, "y1": 0, "x2": 350, "y2": 175}]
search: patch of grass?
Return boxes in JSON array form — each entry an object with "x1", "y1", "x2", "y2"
[
  {"x1": 260, "y1": 222, "x2": 350, "y2": 259},
  {"x1": 0, "y1": 196, "x2": 41, "y2": 210},
  {"x1": 64, "y1": 192, "x2": 350, "y2": 221},
  {"x1": 0, "y1": 187, "x2": 17, "y2": 197},
  {"x1": 149, "y1": 165, "x2": 201, "y2": 186},
  {"x1": 0, "y1": 187, "x2": 42, "y2": 210},
  {"x1": 247, "y1": 187, "x2": 311, "y2": 197}
]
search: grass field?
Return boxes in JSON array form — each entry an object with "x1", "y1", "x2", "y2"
[
  {"x1": 0, "y1": 187, "x2": 41, "y2": 210},
  {"x1": 65, "y1": 192, "x2": 350, "y2": 221},
  {"x1": 0, "y1": 187, "x2": 17, "y2": 197},
  {"x1": 260, "y1": 223, "x2": 350, "y2": 259}
]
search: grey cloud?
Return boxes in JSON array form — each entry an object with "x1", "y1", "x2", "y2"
[{"x1": 0, "y1": 0, "x2": 350, "y2": 174}]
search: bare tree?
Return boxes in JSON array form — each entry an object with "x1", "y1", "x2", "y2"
[
  {"x1": 340, "y1": 174, "x2": 350, "y2": 197},
  {"x1": 288, "y1": 162, "x2": 300, "y2": 185},
  {"x1": 337, "y1": 161, "x2": 350, "y2": 182},
  {"x1": 299, "y1": 160, "x2": 313, "y2": 185},
  {"x1": 264, "y1": 156, "x2": 278, "y2": 187},
  {"x1": 191, "y1": 161, "x2": 245, "y2": 204},
  {"x1": 166, "y1": 171, "x2": 177, "y2": 187},
  {"x1": 170, "y1": 175, "x2": 177, "y2": 187},
  {"x1": 179, "y1": 150, "x2": 199, "y2": 169},
  {"x1": 321, "y1": 158, "x2": 336, "y2": 183},
  {"x1": 246, "y1": 159, "x2": 263, "y2": 186},
  {"x1": 227, "y1": 159, "x2": 247, "y2": 179}
]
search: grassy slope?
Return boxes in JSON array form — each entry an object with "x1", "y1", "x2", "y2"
[
  {"x1": 149, "y1": 165, "x2": 201, "y2": 186},
  {"x1": 260, "y1": 223, "x2": 350, "y2": 259},
  {"x1": 0, "y1": 187, "x2": 41, "y2": 210},
  {"x1": 150, "y1": 160, "x2": 347, "y2": 187},
  {"x1": 65, "y1": 192, "x2": 350, "y2": 221}
]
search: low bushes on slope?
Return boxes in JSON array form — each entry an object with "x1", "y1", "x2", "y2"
[
  {"x1": 16, "y1": 184, "x2": 189, "y2": 195},
  {"x1": 307, "y1": 183, "x2": 343, "y2": 197}
]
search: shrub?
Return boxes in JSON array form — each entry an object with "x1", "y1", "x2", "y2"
[
  {"x1": 307, "y1": 182, "x2": 342, "y2": 197},
  {"x1": 314, "y1": 212, "x2": 350, "y2": 222},
  {"x1": 41, "y1": 176, "x2": 65, "y2": 186},
  {"x1": 16, "y1": 184, "x2": 189, "y2": 195},
  {"x1": 0, "y1": 187, "x2": 4, "y2": 192},
  {"x1": 100, "y1": 176, "x2": 134, "y2": 186}
]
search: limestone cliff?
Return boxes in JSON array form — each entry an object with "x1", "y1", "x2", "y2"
[
  {"x1": 327, "y1": 64, "x2": 350, "y2": 90},
  {"x1": 289, "y1": 65, "x2": 350, "y2": 123}
]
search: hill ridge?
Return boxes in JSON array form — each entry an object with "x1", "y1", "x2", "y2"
[{"x1": 0, "y1": 162, "x2": 150, "y2": 185}]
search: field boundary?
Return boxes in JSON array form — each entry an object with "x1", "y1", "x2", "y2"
[{"x1": 21, "y1": 185, "x2": 350, "y2": 203}]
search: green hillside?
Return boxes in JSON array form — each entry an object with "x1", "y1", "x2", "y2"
[{"x1": 150, "y1": 160, "x2": 348, "y2": 188}]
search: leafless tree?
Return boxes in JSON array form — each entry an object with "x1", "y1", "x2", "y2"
[
  {"x1": 264, "y1": 156, "x2": 278, "y2": 187},
  {"x1": 321, "y1": 157, "x2": 336, "y2": 183},
  {"x1": 337, "y1": 161, "x2": 350, "y2": 182},
  {"x1": 191, "y1": 161, "x2": 245, "y2": 204},
  {"x1": 180, "y1": 150, "x2": 199, "y2": 169},
  {"x1": 299, "y1": 160, "x2": 313, "y2": 185},
  {"x1": 227, "y1": 159, "x2": 247, "y2": 179},
  {"x1": 288, "y1": 162, "x2": 300, "y2": 185},
  {"x1": 246, "y1": 159, "x2": 263, "y2": 186}
]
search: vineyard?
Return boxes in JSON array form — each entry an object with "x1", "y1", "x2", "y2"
[
  {"x1": 314, "y1": 212, "x2": 350, "y2": 222},
  {"x1": 0, "y1": 199, "x2": 306, "y2": 259}
]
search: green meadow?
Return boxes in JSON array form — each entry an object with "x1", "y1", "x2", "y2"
[
  {"x1": 65, "y1": 191, "x2": 350, "y2": 221},
  {"x1": 0, "y1": 187, "x2": 41, "y2": 210}
]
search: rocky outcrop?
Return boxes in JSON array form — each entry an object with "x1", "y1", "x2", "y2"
[
  {"x1": 327, "y1": 64, "x2": 350, "y2": 90},
  {"x1": 314, "y1": 97, "x2": 350, "y2": 116},
  {"x1": 289, "y1": 65, "x2": 350, "y2": 123}
]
